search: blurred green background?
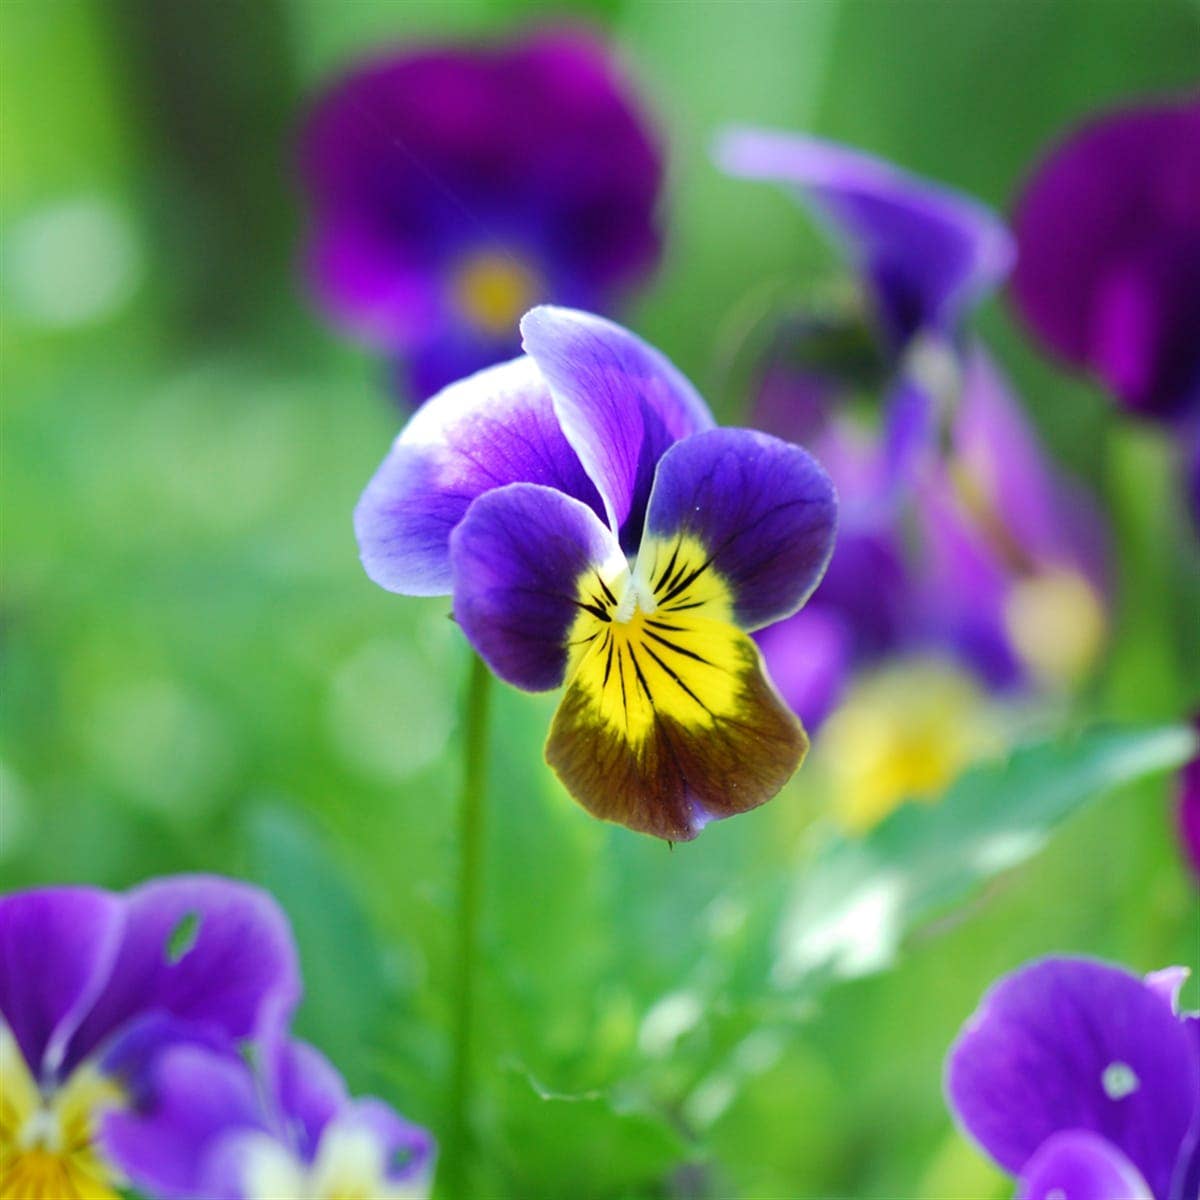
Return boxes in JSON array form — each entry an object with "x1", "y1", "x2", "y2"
[{"x1": 2, "y1": 2, "x2": 1198, "y2": 1197}]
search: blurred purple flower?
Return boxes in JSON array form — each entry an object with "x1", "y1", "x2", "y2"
[
  {"x1": 299, "y1": 29, "x2": 664, "y2": 402},
  {"x1": 0, "y1": 876, "x2": 299, "y2": 1200},
  {"x1": 355, "y1": 305, "x2": 837, "y2": 840},
  {"x1": 946, "y1": 957, "x2": 1200, "y2": 1200},
  {"x1": 1011, "y1": 96, "x2": 1200, "y2": 421},
  {"x1": 103, "y1": 1031, "x2": 434, "y2": 1200}
]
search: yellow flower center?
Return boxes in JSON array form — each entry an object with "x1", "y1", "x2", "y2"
[
  {"x1": 0, "y1": 1025, "x2": 124, "y2": 1200},
  {"x1": 818, "y1": 659, "x2": 1001, "y2": 834},
  {"x1": 450, "y1": 251, "x2": 541, "y2": 339},
  {"x1": 1003, "y1": 567, "x2": 1106, "y2": 688}
]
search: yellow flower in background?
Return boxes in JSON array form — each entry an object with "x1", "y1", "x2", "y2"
[{"x1": 818, "y1": 658, "x2": 1003, "y2": 834}]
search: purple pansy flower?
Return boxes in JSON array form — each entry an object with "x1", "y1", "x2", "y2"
[
  {"x1": 911, "y1": 349, "x2": 1110, "y2": 692},
  {"x1": 1011, "y1": 96, "x2": 1200, "y2": 420},
  {"x1": 354, "y1": 304, "x2": 838, "y2": 841},
  {"x1": 299, "y1": 29, "x2": 664, "y2": 402},
  {"x1": 946, "y1": 956, "x2": 1200, "y2": 1200},
  {"x1": 0, "y1": 876, "x2": 299, "y2": 1200},
  {"x1": 103, "y1": 1030, "x2": 434, "y2": 1200}
]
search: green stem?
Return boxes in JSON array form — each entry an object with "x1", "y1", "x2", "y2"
[{"x1": 441, "y1": 651, "x2": 492, "y2": 1198}]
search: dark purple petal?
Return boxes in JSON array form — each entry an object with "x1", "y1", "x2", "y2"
[
  {"x1": 268, "y1": 1037, "x2": 348, "y2": 1162},
  {"x1": 355, "y1": 355, "x2": 606, "y2": 596},
  {"x1": 101, "y1": 1042, "x2": 265, "y2": 1200},
  {"x1": 945, "y1": 956, "x2": 1200, "y2": 1200},
  {"x1": 451, "y1": 482, "x2": 624, "y2": 691},
  {"x1": 1011, "y1": 97, "x2": 1200, "y2": 418},
  {"x1": 714, "y1": 127, "x2": 1013, "y2": 348},
  {"x1": 65, "y1": 875, "x2": 300, "y2": 1074},
  {"x1": 299, "y1": 30, "x2": 664, "y2": 362},
  {"x1": 754, "y1": 604, "x2": 852, "y2": 731},
  {"x1": 1017, "y1": 1131, "x2": 1154, "y2": 1200},
  {"x1": 0, "y1": 886, "x2": 124, "y2": 1079},
  {"x1": 641, "y1": 428, "x2": 837, "y2": 631},
  {"x1": 101, "y1": 1012, "x2": 234, "y2": 1108},
  {"x1": 520, "y1": 306, "x2": 715, "y2": 550}
]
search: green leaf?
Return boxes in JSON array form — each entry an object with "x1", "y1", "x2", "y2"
[{"x1": 777, "y1": 724, "x2": 1197, "y2": 989}]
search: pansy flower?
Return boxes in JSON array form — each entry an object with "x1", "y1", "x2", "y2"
[
  {"x1": 355, "y1": 305, "x2": 838, "y2": 841},
  {"x1": 299, "y1": 30, "x2": 664, "y2": 402},
  {"x1": 946, "y1": 956, "x2": 1200, "y2": 1200},
  {"x1": 103, "y1": 1030, "x2": 434, "y2": 1200},
  {"x1": 0, "y1": 876, "x2": 299, "y2": 1200},
  {"x1": 1011, "y1": 96, "x2": 1200, "y2": 421},
  {"x1": 912, "y1": 349, "x2": 1110, "y2": 692}
]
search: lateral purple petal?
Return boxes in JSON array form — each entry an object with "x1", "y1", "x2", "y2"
[
  {"x1": 1016, "y1": 1131, "x2": 1154, "y2": 1200},
  {"x1": 101, "y1": 1043, "x2": 265, "y2": 1200},
  {"x1": 65, "y1": 875, "x2": 300, "y2": 1074},
  {"x1": 714, "y1": 127, "x2": 1013, "y2": 347},
  {"x1": 0, "y1": 887, "x2": 124, "y2": 1079},
  {"x1": 269, "y1": 1037, "x2": 348, "y2": 1161},
  {"x1": 451, "y1": 482, "x2": 623, "y2": 691},
  {"x1": 355, "y1": 355, "x2": 605, "y2": 596},
  {"x1": 1011, "y1": 97, "x2": 1200, "y2": 418},
  {"x1": 945, "y1": 956, "x2": 1200, "y2": 1200},
  {"x1": 520, "y1": 305, "x2": 714, "y2": 549},
  {"x1": 642, "y1": 428, "x2": 837, "y2": 631}
]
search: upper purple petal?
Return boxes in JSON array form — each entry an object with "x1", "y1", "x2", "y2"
[
  {"x1": 1017, "y1": 1131, "x2": 1155, "y2": 1200},
  {"x1": 1011, "y1": 96, "x2": 1200, "y2": 418},
  {"x1": 299, "y1": 30, "x2": 664, "y2": 353},
  {"x1": 451, "y1": 482, "x2": 622, "y2": 691},
  {"x1": 641, "y1": 427, "x2": 837, "y2": 631},
  {"x1": 0, "y1": 886, "x2": 124, "y2": 1080},
  {"x1": 355, "y1": 354, "x2": 605, "y2": 596},
  {"x1": 520, "y1": 305, "x2": 715, "y2": 551},
  {"x1": 945, "y1": 956, "x2": 1200, "y2": 1200},
  {"x1": 714, "y1": 127, "x2": 1013, "y2": 349},
  {"x1": 101, "y1": 1042, "x2": 266, "y2": 1200},
  {"x1": 64, "y1": 875, "x2": 300, "y2": 1074}
]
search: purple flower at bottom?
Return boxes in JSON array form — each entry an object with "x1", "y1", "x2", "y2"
[
  {"x1": 1011, "y1": 96, "x2": 1200, "y2": 420},
  {"x1": 299, "y1": 29, "x2": 664, "y2": 402},
  {"x1": 945, "y1": 957, "x2": 1200, "y2": 1200},
  {"x1": 103, "y1": 1033, "x2": 434, "y2": 1200},
  {"x1": 0, "y1": 877, "x2": 300, "y2": 1200}
]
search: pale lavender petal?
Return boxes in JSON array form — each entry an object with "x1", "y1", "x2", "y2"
[
  {"x1": 945, "y1": 956, "x2": 1200, "y2": 1200},
  {"x1": 355, "y1": 355, "x2": 604, "y2": 596},
  {"x1": 65, "y1": 875, "x2": 300, "y2": 1073},
  {"x1": 714, "y1": 127, "x2": 1013, "y2": 347},
  {"x1": 0, "y1": 886, "x2": 124, "y2": 1079},
  {"x1": 450, "y1": 482, "x2": 623, "y2": 691},
  {"x1": 520, "y1": 305, "x2": 714, "y2": 549},
  {"x1": 1017, "y1": 1130, "x2": 1154, "y2": 1200},
  {"x1": 641, "y1": 428, "x2": 837, "y2": 631},
  {"x1": 341, "y1": 1098, "x2": 436, "y2": 1185}
]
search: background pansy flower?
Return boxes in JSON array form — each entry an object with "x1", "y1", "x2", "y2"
[
  {"x1": 1011, "y1": 96, "x2": 1200, "y2": 421},
  {"x1": 0, "y1": 876, "x2": 299, "y2": 1200},
  {"x1": 945, "y1": 956, "x2": 1200, "y2": 1200},
  {"x1": 103, "y1": 1031, "x2": 434, "y2": 1200},
  {"x1": 299, "y1": 29, "x2": 664, "y2": 402},
  {"x1": 355, "y1": 305, "x2": 838, "y2": 841}
]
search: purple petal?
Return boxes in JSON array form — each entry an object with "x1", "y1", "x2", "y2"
[
  {"x1": 268, "y1": 1037, "x2": 348, "y2": 1162},
  {"x1": 641, "y1": 428, "x2": 837, "y2": 631},
  {"x1": 754, "y1": 604, "x2": 852, "y2": 731},
  {"x1": 65, "y1": 875, "x2": 300, "y2": 1074},
  {"x1": 945, "y1": 956, "x2": 1200, "y2": 1200},
  {"x1": 520, "y1": 306, "x2": 715, "y2": 550},
  {"x1": 0, "y1": 886, "x2": 124, "y2": 1079},
  {"x1": 714, "y1": 127, "x2": 1013, "y2": 348},
  {"x1": 101, "y1": 1012, "x2": 234, "y2": 1108},
  {"x1": 1011, "y1": 97, "x2": 1200, "y2": 418},
  {"x1": 338, "y1": 1098, "x2": 436, "y2": 1186},
  {"x1": 101, "y1": 1042, "x2": 265, "y2": 1200},
  {"x1": 451, "y1": 482, "x2": 624, "y2": 691},
  {"x1": 1017, "y1": 1131, "x2": 1154, "y2": 1200},
  {"x1": 1186, "y1": 423, "x2": 1200, "y2": 541},
  {"x1": 355, "y1": 355, "x2": 605, "y2": 596}
]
